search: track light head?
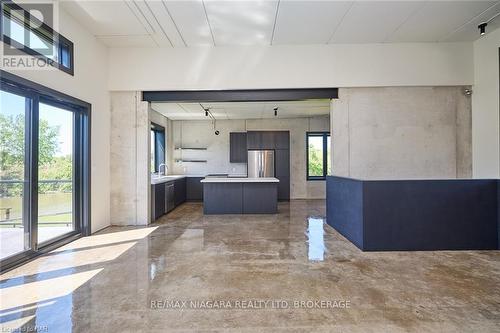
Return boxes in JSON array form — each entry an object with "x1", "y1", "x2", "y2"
[
  {"x1": 478, "y1": 22, "x2": 487, "y2": 35},
  {"x1": 273, "y1": 107, "x2": 278, "y2": 117},
  {"x1": 204, "y1": 108, "x2": 209, "y2": 116}
]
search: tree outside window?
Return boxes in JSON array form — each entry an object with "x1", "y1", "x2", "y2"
[{"x1": 306, "y1": 132, "x2": 331, "y2": 180}]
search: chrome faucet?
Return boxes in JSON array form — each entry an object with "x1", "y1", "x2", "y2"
[{"x1": 158, "y1": 163, "x2": 167, "y2": 176}]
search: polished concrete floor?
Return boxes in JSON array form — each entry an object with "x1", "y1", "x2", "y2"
[{"x1": 1, "y1": 200, "x2": 500, "y2": 332}]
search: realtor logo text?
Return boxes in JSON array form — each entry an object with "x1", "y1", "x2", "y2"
[{"x1": 150, "y1": 299, "x2": 351, "y2": 310}]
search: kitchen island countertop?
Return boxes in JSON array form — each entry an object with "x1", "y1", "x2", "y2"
[{"x1": 201, "y1": 177, "x2": 279, "y2": 183}]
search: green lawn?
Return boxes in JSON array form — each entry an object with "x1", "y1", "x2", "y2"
[{"x1": 0, "y1": 192, "x2": 72, "y2": 227}]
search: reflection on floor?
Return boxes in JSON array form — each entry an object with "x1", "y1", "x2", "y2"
[{"x1": 1, "y1": 200, "x2": 500, "y2": 332}]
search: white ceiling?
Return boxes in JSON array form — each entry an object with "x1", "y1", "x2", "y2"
[
  {"x1": 150, "y1": 100, "x2": 331, "y2": 120},
  {"x1": 61, "y1": 1, "x2": 500, "y2": 47}
]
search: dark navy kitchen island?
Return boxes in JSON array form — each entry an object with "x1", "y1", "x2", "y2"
[{"x1": 201, "y1": 177, "x2": 279, "y2": 214}]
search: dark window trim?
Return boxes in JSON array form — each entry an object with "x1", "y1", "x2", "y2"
[
  {"x1": 151, "y1": 122, "x2": 165, "y2": 173},
  {"x1": 142, "y1": 88, "x2": 338, "y2": 102},
  {"x1": 306, "y1": 131, "x2": 330, "y2": 181},
  {"x1": 0, "y1": 70, "x2": 90, "y2": 272},
  {"x1": 0, "y1": 1, "x2": 74, "y2": 75}
]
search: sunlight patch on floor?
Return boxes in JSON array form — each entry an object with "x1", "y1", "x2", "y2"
[
  {"x1": 1, "y1": 226, "x2": 158, "y2": 280},
  {"x1": 0, "y1": 268, "x2": 103, "y2": 311},
  {"x1": 52, "y1": 226, "x2": 159, "y2": 252}
]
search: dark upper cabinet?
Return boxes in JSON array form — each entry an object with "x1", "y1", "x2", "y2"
[
  {"x1": 274, "y1": 131, "x2": 290, "y2": 149},
  {"x1": 246, "y1": 131, "x2": 290, "y2": 201},
  {"x1": 186, "y1": 177, "x2": 204, "y2": 201},
  {"x1": 230, "y1": 132, "x2": 247, "y2": 163},
  {"x1": 247, "y1": 131, "x2": 274, "y2": 149},
  {"x1": 247, "y1": 131, "x2": 289, "y2": 150},
  {"x1": 246, "y1": 131, "x2": 261, "y2": 149},
  {"x1": 275, "y1": 149, "x2": 290, "y2": 177},
  {"x1": 260, "y1": 132, "x2": 276, "y2": 149},
  {"x1": 174, "y1": 177, "x2": 186, "y2": 206}
]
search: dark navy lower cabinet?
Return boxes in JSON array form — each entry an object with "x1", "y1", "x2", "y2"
[
  {"x1": 203, "y1": 182, "x2": 278, "y2": 214},
  {"x1": 277, "y1": 175, "x2": 290, "y2": 201},
  {"x1": 186, "y1": 177, "x2": 204, "y2": 201},
  {"x1": 203, "y1": 183, "x2": 243, "y2": 214},
  {"x1": 243, "y1": 183, "x2": 278, "y2": 214},
  {"x1": 174, "y1": 178, "x2": 186, "y2": 206},
  {"x1": 153, "y1": 183, "x2": 166, "y2": 220},
  {"x1": 151, "y1": 177, "x2": 188, "y2": 221}
]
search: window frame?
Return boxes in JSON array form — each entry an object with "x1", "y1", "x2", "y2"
[
  {"x1": 0, "y1": 70, "x2": 90, "y2": 272},
  {"x1": 150, "y1": 123, "x2": 165, "y2": 174},
  {"x1": 306, "y1": 131, "x2": 330, "y2": 181},
  {"x1": 0, "y1": 1, "x2": 75, "y2": 75}
]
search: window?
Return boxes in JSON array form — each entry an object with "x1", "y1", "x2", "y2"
[
  {"x1": 0, "y1": 70, "x2": 90, "y2": 271},
  {"x1": 150, "y1": 123, "x2": 165, "y2": 173},
  {"x1": 1, "y1": 1, "x2": 74, "y2": 75},
  {"x1": 306, "y1": 132, "x2": 331, "y2": 180}
]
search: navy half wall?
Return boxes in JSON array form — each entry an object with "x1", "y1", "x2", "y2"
[
  {"x1": 326, "y1": 177, "x2": 364, "y2": 249},
  {"x1": 326, "y1": 176, "x2": 499, "y2": 251}
]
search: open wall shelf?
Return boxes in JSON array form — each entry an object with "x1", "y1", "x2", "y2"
[
  {"x1": 175, "y1": 159, "x2": 207, "y2": 163},
  {"x1": 174, "y1": 147, "x2": 207, "y2": 151}
]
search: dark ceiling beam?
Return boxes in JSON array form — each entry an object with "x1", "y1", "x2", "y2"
[{"x1": 142, "y1": 88, "x2": 338, "y2": 102}]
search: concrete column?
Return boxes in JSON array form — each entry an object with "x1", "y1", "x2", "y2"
[
  {"x1": 136, "y1": 95, "x2": 150, "y2": 225},
  {"x1": 331, "y1": 98, "x2": 350, "y2": 177},
  {"x1": 110, "y1": 91, "x2": 150, "y2": 226},
  {"x1": 471, "y1": 26, "x2": 500, "y2": 178}
]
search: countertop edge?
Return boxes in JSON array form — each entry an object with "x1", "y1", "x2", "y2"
[{"x1": 201, "y1": 178, "x2": 279, "y2": 183}]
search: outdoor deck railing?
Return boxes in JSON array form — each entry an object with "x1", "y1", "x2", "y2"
[{"x1": 0, "y1": 179, "x2": 72, "y2": 227}]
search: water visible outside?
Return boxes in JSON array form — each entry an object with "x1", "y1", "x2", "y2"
[
  {"x1": 0, "y1": 192, "x2": 72, "y2": 259},
  {"x1": 1, "y1": 92, "x2": 74, "y2": 261}
]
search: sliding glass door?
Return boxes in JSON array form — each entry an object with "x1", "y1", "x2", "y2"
[
  {"x1": 0, "y1": 90, "x2": 29, "y2": 260},
  {"x1": 37, "y1": 102, "x2": 75, "y2": 244},
  {"x1": 0, "y1": 71, "x2": 90, "y2": 270}
]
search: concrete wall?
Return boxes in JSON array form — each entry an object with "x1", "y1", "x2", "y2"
[
  {"x1": 172, "y1": 116, "x2": 330, "y2": 199},
  {"x1": 110, "y1": 92, "x2": 149, "y2": 226},
  {"x1": 2, "y1": 8, "x2": 110, "y2": 233},
  {"x1": 332, "y1": 87, "x2": 472, "y2": 180},
  {"x1": 172, "y1": 120, "x2": 248, "y2": 176},
  {"x1": 472, "y1": 27, "x2": 500, "y2": 178},
  {"x1": 108, "y1": 43, "x2": 473, "y2": 91}
]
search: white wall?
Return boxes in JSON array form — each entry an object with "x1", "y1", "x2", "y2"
[
  {"x1": 108, "y1": 43, "x2": 473, "y2": 91},
  {"x1": 2, "y1": 8, "x2": 110, "y2": 233},
  {"x1": 472, "y1": 27, "x2": 500, "y2": 178},
  {"x1": 172, "y1": 116, "x2": 330, "y2": 199}
]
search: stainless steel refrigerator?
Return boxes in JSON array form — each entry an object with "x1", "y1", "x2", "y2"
[{"x1": 247, "y1": 150, "x2": 275, "y2": 178}]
